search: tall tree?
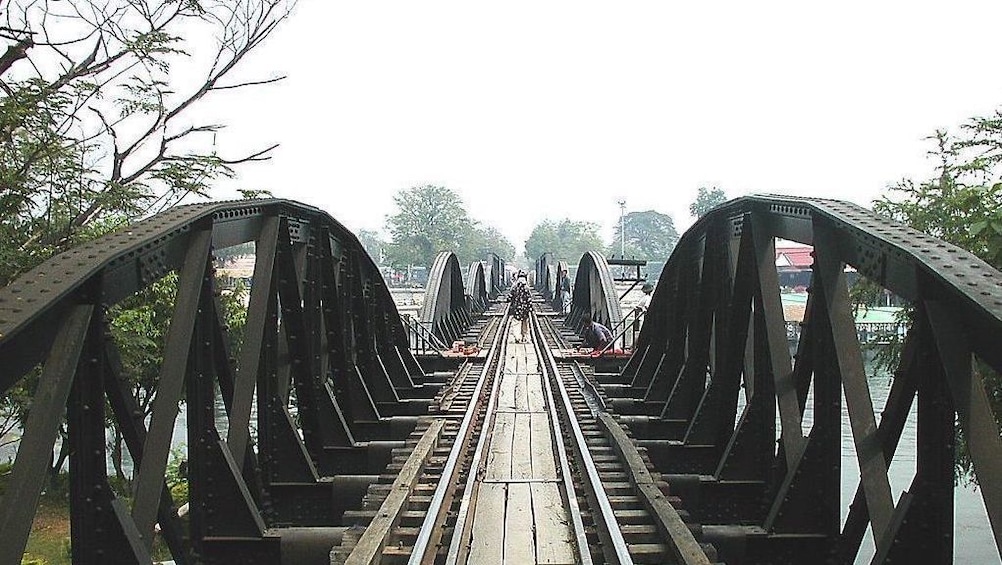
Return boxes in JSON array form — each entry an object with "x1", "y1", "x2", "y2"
[
  {"x1": 0, "y1": 0, "x2": 293, "y2": 286},
  {"x1": 0, "y1": 0, "x2": 292, "y2": 473},
  {"x1": 690, "y1": 186, "x2": 728, "y2": 218},
  {"x1": 458, "y1": 223, "x2": 515, "y2": 266},
  {"x1": 357, "y1": 229, "x2": 386, "y2": 265},
  {"x1": 385, "y1": 185, "x2": 470, "y2": 268},
  {"x1": 609, "y1": 209, "x2": 678, "y2": 262},
  {"x1": 524, "y1": 219, "x2": 604, "y2": 263}
]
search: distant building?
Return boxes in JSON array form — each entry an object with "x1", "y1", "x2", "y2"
[{"x1": 775, "y1": 245, "x2": 814, "y2": 291}]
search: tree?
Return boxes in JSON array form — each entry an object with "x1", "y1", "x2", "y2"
[
  {"x1": 608, "y1": 209, "x2": 679, "y2": 262},
  {"x1": 385, "y1": 185, "x2": 468, "y2": 268},
  {"x1": 458, "y1": 224, "x2": 515, "y2": 267},
  {"x1": 357, "y1": 229, "x2": 386, "y2": 265},
  {"x1": 0, "y1": 0, "x2": 292, "y2": 474},
  {"x1": 524, "y1": 219, "x2": 604, "y2": 264},
  {"x1": 874, "y1": 113, "x2": 1002, "y2": 483},
  {"x1": 690, "y1": 186, "x2": 728, "y2": 218},
  {"x1": 0, "y1": 0, "x2": 293, "y2": 286}
]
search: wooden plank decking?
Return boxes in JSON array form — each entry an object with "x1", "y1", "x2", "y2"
[{"x1": 466, "y1": 327, "x2": 577, "y2": 564}]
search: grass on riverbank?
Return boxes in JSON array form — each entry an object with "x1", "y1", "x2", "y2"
[
  {"x1": 23, "y1": 494, "x2": 71, "y2": 565},
  {"x1": 1, "y1": 466, "x2": 177, "y2": 564}
]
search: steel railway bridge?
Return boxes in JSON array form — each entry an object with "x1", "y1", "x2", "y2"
[{"x1": 1, "y1": 196, "x2": 1001, "y2": 564}]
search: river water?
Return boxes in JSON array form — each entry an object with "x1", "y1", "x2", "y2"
[{"x1": 831, "y1": 367, "x2": 996, "y2": 563}]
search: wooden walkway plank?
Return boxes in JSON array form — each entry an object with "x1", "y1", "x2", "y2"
[
  {"x1": 526, "y1": 372, "x2": 547, "y2": 412},
  {"x1": 469, "y1": 483, "x2": 507, "y2": 563},
  {"x1": 505, "y1": 483, "x2": 536, "y2": 563},
  {"x1": 511, "y1": 412, "x2": 534, "y2": 480},
  {"x1": 531, "y1": 482, "x2": 577, "y2": 565},
  {"x1": 514, "y1": 373, "x2": 529, "y2": 411},
  {"x1": 497, "y1": 372, "x2": 517, "y2": 411},
  {"x1": 505, "y1": 341, "x2": 519, "y2": 373},
  {"x1": 485, "y1": 412, "x2": 515, "y2": 481},
  {"x1": 530, "y1": 412, "x2": 558, "y2": 480},
  {"x1": 523, "y1": 348, "x2": 539, "y2": 373}
]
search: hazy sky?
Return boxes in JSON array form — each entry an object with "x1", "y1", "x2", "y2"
[{"x1": 194, "y1": 1, "x2": 1002, "y2": 253}]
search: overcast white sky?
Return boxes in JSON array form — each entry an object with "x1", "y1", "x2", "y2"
[{"x1": 195, "y1": 1, "x2": 1002, "y2": 254}]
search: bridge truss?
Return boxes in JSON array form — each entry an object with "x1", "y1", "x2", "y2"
[
  {"x1": 608, "y1": 195, "x2": 1002, "y2": 563},
  {"x1": 0, "y1": 200, "x2": 442, "y2": 563},
  {"x1": 2, "y1": 194, "x2": 1001, "y2": 564}
]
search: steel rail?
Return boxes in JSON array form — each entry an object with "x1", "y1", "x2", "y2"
[
  {"x1": 536, "y1": 315, "x2": 634, "y2": 564},
  {"x1": 408, "y1": 304, "x2": 510, "y2": 565},
  {"x1": 444, "y1": 314, "x2": 513, "y2": 563},
  {"x1": 529, "y1": 312, "x2": 595, "y2": 565}
]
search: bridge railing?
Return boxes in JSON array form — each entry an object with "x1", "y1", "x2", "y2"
[
  {"x1": 600, "y1": 307, "x2": 645, "y2": 354},
  {"x1": 401, "y1": 313, "x2": 450, "y2": 353}
]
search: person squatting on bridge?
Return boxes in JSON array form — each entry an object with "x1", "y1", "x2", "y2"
[
  {"x1": 581, "y1": 313, "x2": 613, "y2": 350},
  {"x1": 510, "y1": 271, "x2": 533, "y2": 342}
]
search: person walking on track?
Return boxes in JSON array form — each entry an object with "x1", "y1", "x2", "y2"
[{"x1": 510, "y1": 271, "x2": 533, "y2": 342}]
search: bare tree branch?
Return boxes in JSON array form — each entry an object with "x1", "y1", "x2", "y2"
[
  {"x1": 0, "y1": 36, "x2": 34, "y2": 75},
  {"x1": 210, "y1": 74, "x2": 285, "y2": 91}
]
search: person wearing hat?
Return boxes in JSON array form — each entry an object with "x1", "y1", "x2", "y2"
[
  {"x1": 559, "y1": 268, "x2": 572, "y2": 314},
  {"x1": 634, "y1": 282, "x2": 654, "y2": 334},
  {"x1": 509, "y1": 271, "x2": 532, "y2": 342},
  {"x1": 636, "y1": 282, "x2": 654, "y2": 314}
]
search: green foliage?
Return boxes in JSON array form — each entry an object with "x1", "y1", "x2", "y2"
[
  {"x1": 0, "y1": 0, "x2": 284, "y2": 463},
  {"x1": 609, "y1": 209, "x2": 679, "y2": 262},
  {"x1": 165, "y1": 446, "x2": 189, "y2": 505},
  {"x1": 876, "y1": 130, "x2": 1002, "y2": 267},
  {"x1": 384, "y1": 185, "x2": 514, "y2": 268},
  {"x1": 874, "y1": 116, "x2": 1002, "y2": 484},
  {"x1": 107, "y1": 271, "x2": 247, "y2": 416},
  {"x1": 385, "y1": 185, "x2": 469, "y2": 268},
  {"x1": 108, "y1": 274, "x2": 180, "y2": 414},
  {"x1": 457, "y1": 224, "x2": 516, "y2": 268},
  {"x1": 20, "y1": 554, "x2": 48, "y2": 565},
  {"x1": 0, "y1": 459, "x2": 12, "y2": 496},
  {"x1": 690, "y1": 186, "x2": 728, "y2": 218},
  {"x1": 357, "y1": 230, "x2": 386, "y2": 264},
  {"x1": 0, "y1": 0, "x2": 292, "y2": 285},
  {"x1": 524, "y1": 219, "x2": 604, "y2": 264}
]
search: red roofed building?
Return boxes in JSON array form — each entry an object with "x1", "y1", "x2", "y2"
[{"x1": 776, "y1": 245, "x2": 813, "y2": 290}]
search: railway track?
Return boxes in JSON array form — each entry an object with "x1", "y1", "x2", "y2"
[{"x1": 334, "y1": 292, "x2": 718, "y2": 564}]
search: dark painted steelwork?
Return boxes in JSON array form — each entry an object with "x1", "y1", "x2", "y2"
[
  {"x1": 536, "y1": 253, "x2": 572, "y2": 312},
  {"x1": 566, "y1": 251, "x2": 623, "y2": 332},
  {"x1": 0, "y1": 199, "x2": 442, "y2": 563},
  {"x1": 466, "y1": 261, "x2": 489, "y2": 313},
  {"x1": 420, "y1": 252, "x2": 473, "y2": 344},
  {"x1": 486, "y1": 252, "x2": 506, "y2": 299},
  {"x1": 536, "y1": 251, "x2": 556, "y2": 298},
  {"x1": 606, "y1": 195, "x2": 1002, "y2": 564}
]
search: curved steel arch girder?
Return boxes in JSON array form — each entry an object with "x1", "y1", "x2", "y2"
[
  {"x1": 0, "y1": 199, "x2": 421, "y2": 386},
  {"x1": 568, "y1": 251, "x2": 622, "y2": 330},
  {"x1": 618, "y1": 194, "x2": 1002, "y2": 565},
  {"x1": 420, "y1": 252, "x2": 471, "y2": 344},
  {"x1": 0, "y1": 199, "x2": 439, "y2": 563},
  {"x1": 535, "y1": 252, "x2": 555, "y2": 297},
  {"x1": 466, "y1": 261, "x2": 489, "y2": 313},
  {"x1": 486, "y1": 253, "x2": 506, "y2": 299}
]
